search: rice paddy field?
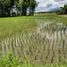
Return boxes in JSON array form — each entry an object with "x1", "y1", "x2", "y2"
[{"x1": 0, "y1": 14, "x2": 67, "y2": 67}]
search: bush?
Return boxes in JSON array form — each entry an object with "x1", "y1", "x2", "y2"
[{"x1": 0, "y1": 53, "x2": 19, "y2": 67}]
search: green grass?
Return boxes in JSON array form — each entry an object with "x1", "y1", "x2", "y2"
[
  {"x1": 0, "y1": 53, "x2": 67, "y2": 67},
  {"x1": 0, "y1": 16, "x2": 37, "y2": 40},
  {"x1": 0, "y1": 14, "x2": 67, "y2": 67},
  {"x1": 0, "y1": 15, "x2": 67, "y2": 35}
]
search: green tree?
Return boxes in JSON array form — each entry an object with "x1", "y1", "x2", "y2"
[
  {"x1": 57, "y1": 4, "x2": 67, "y2": 14},
  {"x1": 0, "y1": 0, "x2": 13, "y2": 17},
  {"x1": 0, "y1": 0, "x2": 37, "y2": 17},
  {"x1": 19, "y1": 0, "x2": 37, "y2": 16},
  {"x1": 19, "y1": 0, "x2": 29, "y2": 15},
  {"x1": 0, "y1": 0, "x2": 19, "y2": 17},
  {"x1": 29, "y1": 0, "x2": 37, "y2": 16},
  {"x1": 4, "y1": 0, "x2": 11, "y2": 16},
  {"x1": 64, "y1": 4, "x2": 67, "y2": 14}
]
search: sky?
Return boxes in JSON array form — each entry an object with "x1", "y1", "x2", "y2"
[{"x1": 35, "y1": 0, "x2": 67, "y2": 12}]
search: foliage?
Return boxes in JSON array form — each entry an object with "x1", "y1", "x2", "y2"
[
  {"x1": 0, "y1": 53, "x2": 67, "y2": 67},
  {"x1": 64, "y1": 4, "x2": 67, "y2": 14},
  {"x1": 0, "y1": 53, "x2": 19, "y2": 67},
  {"x1": 29, "y1": 0, "x2": 37, "y2": 15},
  {"x1": 56, "y1": 4, "x2": 67, "y2": 14},
  {"x1": 0, "y1": 0, "x2": 37, "y2": 17}
]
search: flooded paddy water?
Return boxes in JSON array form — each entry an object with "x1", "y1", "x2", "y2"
[{"x1": 0, "y1": 19, "x2": 67, "y2": 64}]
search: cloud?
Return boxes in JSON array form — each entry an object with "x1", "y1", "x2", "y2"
[{"x1": 35, "y1": 0, "x2": 67, "y2": 12}]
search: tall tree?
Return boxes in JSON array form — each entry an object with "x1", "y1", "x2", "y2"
[
  {"x1": 0, "y1": 0, "x2": 37, "y2": 17},
  {"x1": 20, "y1": 0, "x2": 29, "y2": 15},
  {"x1": 19, "y1": 0, "x2": 37, "y2": 16},
  {"x1": 57, "y1": 4, "x2": 67, "y2": 14},
  {"x1": 29, "y1": 0, "x2": 37, "y2": 16},
  {"x1": 0, "y1": 0, "x2": 5, "y2": 16},
  {"x1": 0, "y1": 0, "x2": 19, "y2": 17},
  {"x1": 64, "y1": 4, "x2": 67, "y2": 14},
  {"x1": 0, "y1": 0, "x2": 13, "y2": 17},
  {"x1": 4, "y1": 0, "x2": 11, "y2": 16},
  {"x1": 0, "y1": 0, "x2": 2, "y2": 16}
]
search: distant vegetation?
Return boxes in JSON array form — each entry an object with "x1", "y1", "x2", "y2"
[
  {"x1": 0, "y1": 0, "x2": 37, "y2": 17},
  {"x1": 0, "y1": 0, "x2": 67, "y2": 17},
  {"x1": 56, "y1": 4, "x2": 67, "y2": 14},
  {"x1": 35, "y1": 4, "x2": 67, "y2": 15}
]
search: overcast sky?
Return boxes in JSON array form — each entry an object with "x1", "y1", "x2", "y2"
[{"x1": 35, "y1": 0, "x2": 67, "y2": 12}]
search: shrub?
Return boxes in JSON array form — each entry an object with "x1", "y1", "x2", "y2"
[{"x1": 0, "y1": 53, "x2": 19, "y2": 67}]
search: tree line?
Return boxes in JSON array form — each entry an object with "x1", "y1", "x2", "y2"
[
  {"x1": 56, "y1": 4, "x2": 67, "y2": 14},
  {"x1": 0, "y1": 0, "x2": 37, "y2": 17}
]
